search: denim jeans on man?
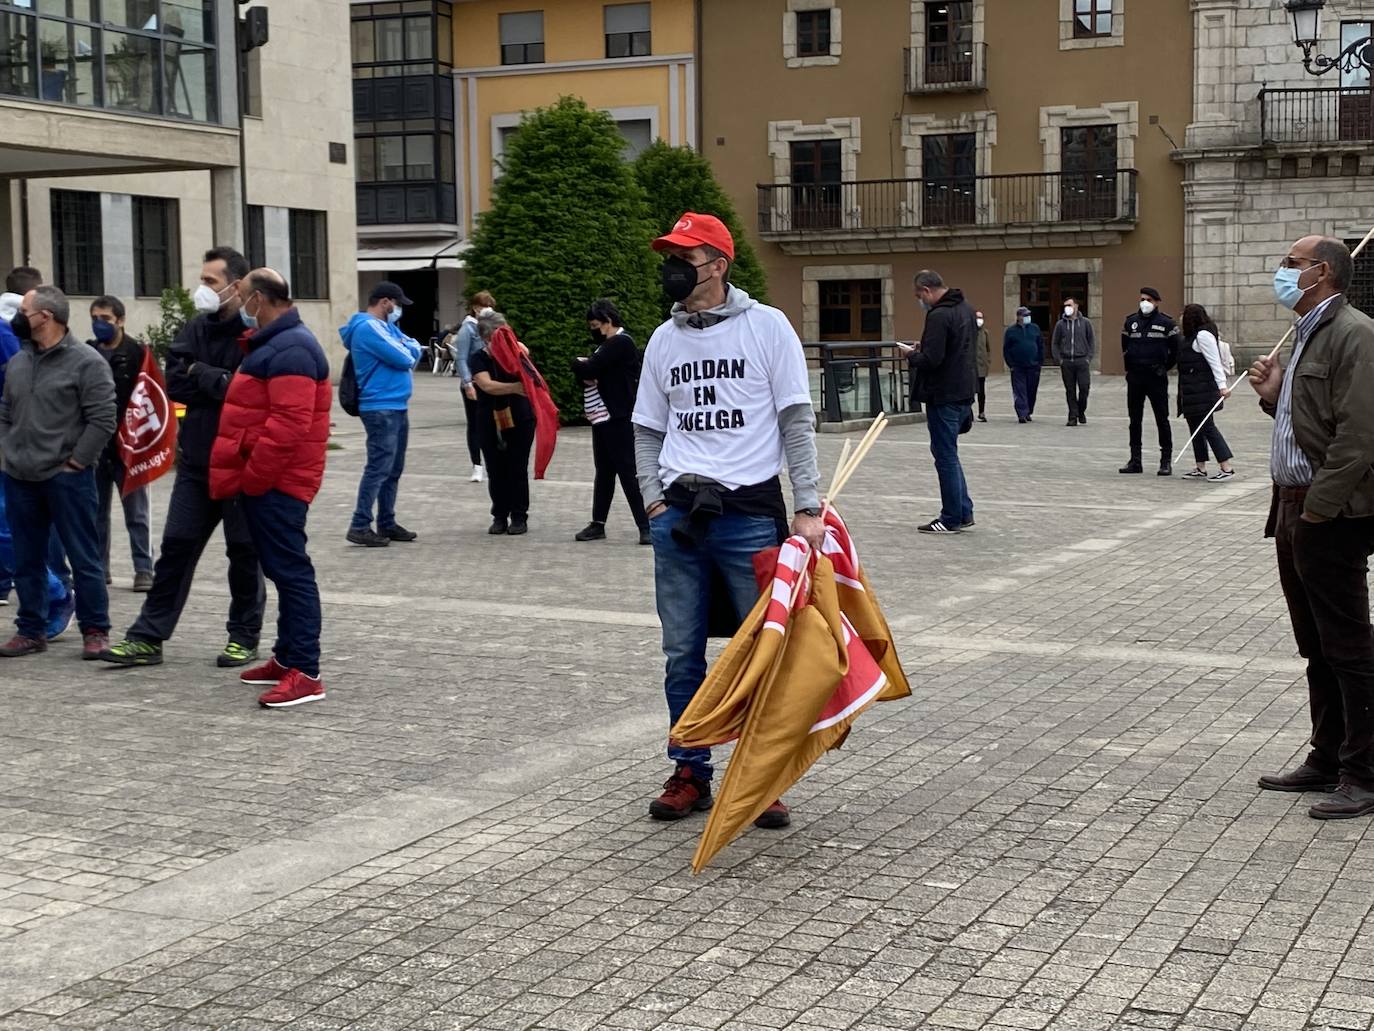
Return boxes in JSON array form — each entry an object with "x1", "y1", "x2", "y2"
[
  {"x1": 0, "y1": 473, "x2": 76, "y2": 623},
  {"x1": 95, "y1": 455, "x2": 153, "y2": 577},
  {"x1": 651, "y1": 506, "x2": 782, "y2": 782},
  {"x1": 3, "y1": 468, "x2": 109, "y2": 638},
  {"x1": 350, "y1": 409, "x2": 409, "y2": 533},
  {"x1": 926, "y1": 402, "x2": 974, "y2": 528},
  {"x1": 243, "y1": 489, "x2": 322, "y2": 677}
]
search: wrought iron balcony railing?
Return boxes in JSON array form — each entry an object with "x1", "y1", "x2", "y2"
[
  {"x1": 757, "y1": 170, "x2": 1139, "y2": 237},
  {"x1": 1260, "y1": 86, "x2": 1374, "y2": 145},
  {"x1": 904, "y1": 42, "x2": 988, "y2": 94}
]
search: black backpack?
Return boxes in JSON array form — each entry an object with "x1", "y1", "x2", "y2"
[{"x1": 339, "y1": 352, "x2": 361, "y2": 417}]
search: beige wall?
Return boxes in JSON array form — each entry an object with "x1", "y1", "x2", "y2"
[
  {"x1": 18, "y1": 0, "x2": 357, "y2": 367},
  {"x1": 701, "y1": 0, "x2": 1193, "y2": 374}
]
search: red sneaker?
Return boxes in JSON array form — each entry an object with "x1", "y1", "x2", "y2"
[
  {"x1": 0, "y1": 635, "x2": 46, "y2": 657},
  {"x1": 258, "y1": 669, "x2": 325, "y2": 709},
  {"x1": 239, "y1": 655, "x2": 289, "y2": 685},
  {"x1": 648, "y1": 767, "x2": 713, "y2": 821},
  {"x1": 754, "y1": 799, "x2": 791, "y2": 829},
  {"x1": 82, "y1": 631, "x2": 109, "y2": 661}
]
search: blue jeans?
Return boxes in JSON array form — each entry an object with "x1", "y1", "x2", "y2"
[
  {"x1": 96, "y1": 456, "x2": 154, "y2": 576},
  {"x1": 650, "y1": 506, "x2": 784, "y2": 781},
  {"x1": 351, "y1": 409, "x2": 409, "y2": 532},
  {"x1": 926, "y1": 403, "x2": 974, "y2": 528},
  {"x1": 3, "y1": 469, "x2": 109, "y2": 638},
  {"x1": 243, "y1": 490, "x2": 321, "y2": 677}
]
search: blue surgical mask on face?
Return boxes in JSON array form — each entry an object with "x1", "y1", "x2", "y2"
[
  {"x1": 240, "y1": 307, "x2": 258, "y2": 329},
  {"x1": 1274, "y1": 262, "x2": 1322, "y2": 310},
  {"x1": 91, "y1": 320, "x2": 117, "y2": 344},
  {"x1": 1022, "y1": 316, "x2": 1032, "y2": 325},
  {"x1": 386, "y1": 306, "x2": 403, "y2": 325}
]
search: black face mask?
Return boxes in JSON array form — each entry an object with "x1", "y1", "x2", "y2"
[
  {"x1": 10, "y1": 311, "x2": 32, "y2": 342},
  {"x1": 662, "y1": 256, "x2": 710, "y2": 303}
]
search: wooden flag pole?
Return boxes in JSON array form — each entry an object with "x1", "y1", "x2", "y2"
[{"x1": 1174, "y1": 222, "x2": 1374, "y2": 466}]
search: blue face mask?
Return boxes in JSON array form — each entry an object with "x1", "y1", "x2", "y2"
[
  {"x1": 1022, "y1": 316, "x2": 1032, "y2": 325},
  {"x1": 1274, "y1": 262, "x2": 1322, "y2": 310},
  {"x1": 91, "y1": 320, "x2": 118, "y2": 344},
  {"x1": 240, "y1": 308, "x2": 258, "y2": 329},
  {"x1": 386, "y1": 306, "x2": 403, "y2": 325}
]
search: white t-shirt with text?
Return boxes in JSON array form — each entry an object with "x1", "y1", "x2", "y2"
[{"x1": 632, "y1": 304, "x2": 812, "y2": 492}]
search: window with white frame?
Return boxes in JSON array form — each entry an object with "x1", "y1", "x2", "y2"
[
  {"x1": 783, "y1": 0, "x2": 841, "y2": 67},
  {"x1": 1059, "y1": 0, "x2": 1124, "y2": 50}
]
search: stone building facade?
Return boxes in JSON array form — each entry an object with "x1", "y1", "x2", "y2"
[{"x1": 1178, "y1": 0, "x2": 1374, "y2": 362}]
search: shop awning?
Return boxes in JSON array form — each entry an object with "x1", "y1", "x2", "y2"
[{"x1": 357, "y1": 239, "x2": 466, "y2": 272}]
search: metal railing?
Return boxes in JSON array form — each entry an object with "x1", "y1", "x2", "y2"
[
  {"x1": 759, "y1": 170, "x2": 1139, "y2": 236},
  {"x1": 904, "y1": 42, "x2": 988, "y2": 93},
  {"x1": 1260, "y1": 86, "x2": 1374, "y2": 144},
  {"x1": 803, "y1": 343, "x2": 916, "y2": 423}
]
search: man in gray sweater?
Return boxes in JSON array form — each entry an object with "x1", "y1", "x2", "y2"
[
  {"x1": 0, "y1": 285, "x2": 116, "y2": 658},
  {"x1": 1051, "y1": 297, "x2": 1096, "y2": 426}
]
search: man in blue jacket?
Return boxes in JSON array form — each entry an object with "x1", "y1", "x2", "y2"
[
  {"x1": 1003, "y1": 306, "x2": 1044, "y2": 424},
  {"x1": 341, "y1": 281, "x2": 423, "y2": 548}
]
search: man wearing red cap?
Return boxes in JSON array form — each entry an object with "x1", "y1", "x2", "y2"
[{"x1": 633, "y1": 212, "x2": 824, "y2": 827}]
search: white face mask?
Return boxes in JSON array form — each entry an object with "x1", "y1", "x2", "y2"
[
  {"x1": 1064, "y1": 306, "x2": 1074, "y2": 318},
  {"x1": 1139, "y1": 300, "x2": 1156, "y2": 316},
  {"x1": 975, "y1": 318, "x2": 984, "y2": 328},
  {"x1": 193, "y1": 283, "x2": 226, "y2": 315}
]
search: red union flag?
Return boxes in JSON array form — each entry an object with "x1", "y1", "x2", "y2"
[{"x1": 118, "y1": 348, "x2": 177, "y2": 497}]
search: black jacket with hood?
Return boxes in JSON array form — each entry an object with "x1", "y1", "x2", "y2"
[
  {"x1": 166, "y1": 310, "x2": 250, "y2": 476},
  {"x1": 909, "y1": 288, "x2": 977, "y2": 406}
]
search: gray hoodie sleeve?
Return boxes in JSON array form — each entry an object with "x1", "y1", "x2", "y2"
[
  {"x1": 779, "y1": 402, "x2": 820, "y2": 511},
  {"x1": 635, "y1": 424, "x2": 666, "y2": 508},
  {"x1": 72, "y1": 354, "x2": 117, "y2": 469}
]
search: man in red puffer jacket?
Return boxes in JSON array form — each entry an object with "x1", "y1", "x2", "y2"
[{"x1": 209, "y1": 268, "x2": 332, "y2": 708}]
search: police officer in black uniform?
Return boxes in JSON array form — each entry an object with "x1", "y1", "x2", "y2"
[{"x1": 1119, "y1": 286, "x2": 1181, "y2": 476}]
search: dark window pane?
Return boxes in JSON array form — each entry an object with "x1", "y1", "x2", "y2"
[
  {"x1": 351, "y1": 20, "x2": 375, "y2": 63},
  {"x1": 133, "y1": 196, "x2": 179, "y2": 297},
  {"x1": 378, "y1": 135, "x2": 405, "y2": 180},
  {"x1": 356, "y1": 137, "x2": 377, "y2": 182},
  {"x1": 51, "y1": 189, "x2": 103, "y2": 296},
  {"x1": 404, "y1": 16, "x2": 431, "y2": 60},
  {"x1": 289, "y1": 209, "x2": 329, "y2": 300},
  {"x1": 166, "y1": 38, "x2": 216, "y2": 120},
  {"x1": 406, "y1": 134, "x2": 434, "y2": 179},
  {"x1": 247, "y1": 205, "x2": 266, "y2": 268},
  {"x1": 796, "y1": 10, "x2": 830, "y2": 57},
  {"x1": 0, "y1": 12, "x2": 37, "y2": 99}
]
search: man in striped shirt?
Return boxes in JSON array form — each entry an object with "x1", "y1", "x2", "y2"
[{"x1": 1249, "y1": 235, "x2": 1374, "y2": 820}]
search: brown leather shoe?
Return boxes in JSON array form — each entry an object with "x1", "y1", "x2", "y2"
[
  {"x1": 1309, "y1": 778, "x2": 1374, "y2": 820},
  {"x1": 754, "y1": 800, "x2": 791, "y2": 829},
  {"x1": 648, "y1": 767, "x2": 712, "y2": 821},
  {"x1": 1258, "y1": 763, "x2": 1340, "y2": 793},
  {"x1": 0, "y1": 634, "x2": 46, "y2": 657}
]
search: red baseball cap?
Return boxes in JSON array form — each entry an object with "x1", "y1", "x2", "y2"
[{"x1": 652, "y1": 212, "x2": 735, "y2": 260}]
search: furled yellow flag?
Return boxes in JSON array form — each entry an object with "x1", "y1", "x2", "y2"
[{"x1": 670, "y1": 508, "x2": 910, "y2": 872}]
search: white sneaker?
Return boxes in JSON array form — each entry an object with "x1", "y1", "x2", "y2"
[{"x1": 469, "y1": 465, "x2": 484, "y2": 483}]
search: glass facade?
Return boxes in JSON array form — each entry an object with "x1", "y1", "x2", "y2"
[
  {"x1": 0, "y1": 0, "x2": 217, "y2": 120},
  {"x1": 351, "y1": 0, "x2": 457, "y2": 226}
]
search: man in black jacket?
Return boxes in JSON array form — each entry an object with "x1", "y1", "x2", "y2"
[
  {"x1": 1120, "y1": 286, "x2": 1181, "y2": 476},
  {"x1": 88, "y1": 295, "x2": 154, "y2": 591},
  {"x1": 99, "y1": 247, "x2": 266, "y2": 669},
  {"x1": 901, "y1": 270, "x2": 977, "y2": 534}
]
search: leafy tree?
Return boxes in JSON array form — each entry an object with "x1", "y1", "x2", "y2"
[
  {"x1": 464, "y1": 96, "x2": 660, "y2": 419},
  {"x1": 143, "y1": 286, "x2": 196, "y2": 363},
  {"x1": 633, "y1": 140, "x2": 768, "y2": 319}
]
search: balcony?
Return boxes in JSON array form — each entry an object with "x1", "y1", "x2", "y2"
[
  {"x1": 757, "y1": 171, "x2": 1139, "y2": 255},
  {"x1": 1260, "y1": 86, "x2": 1374, "y2": 146},
  {"x1": 904, "y1": 43, "x2": 988, "y2": 95}
]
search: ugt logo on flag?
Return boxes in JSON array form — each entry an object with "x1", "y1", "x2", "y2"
[{"x1": 118, "y1": 349, "x2": 177, "y2": 497}]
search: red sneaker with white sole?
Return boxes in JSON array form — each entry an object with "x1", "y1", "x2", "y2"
[
  {"x1": 239, "y1": 655, "x2": 289, "y2": 686},
  {"x1": 257, "y1": 669, "x2": 325, "y2": 708}
]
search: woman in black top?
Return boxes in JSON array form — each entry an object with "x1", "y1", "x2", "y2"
[
  {"x1": 1177, "y1": 303, "x2": 1235, "y2": 481},
  {"x1": 471, "y1": 311, "x2": 535, "y2": 534},
  {"x1": 571, "y1": 299, "x2": 649, "y2": 545}
]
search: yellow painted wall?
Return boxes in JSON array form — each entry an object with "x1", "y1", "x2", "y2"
[
  {"x1": 454, "y1": 0, "x2": 693, "y2": 67},
  {"x1": 453, "y1": 0, "x2": 695, "y2": 217}
]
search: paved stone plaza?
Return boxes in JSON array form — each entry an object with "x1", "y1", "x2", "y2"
[{"x1": 0, "y1": 373, "x2": 1370, "y2": 1031}]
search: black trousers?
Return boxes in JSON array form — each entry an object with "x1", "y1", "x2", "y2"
[
  {"x1": 975, "y1": 376, "x2": 986, "y2": 416},
  {"x1": 461, "y1": 392, "x2": 482, "y2": 466},
  {"x1": 127, "y1": 469, "x2": 266, "y2": 647},
  {"x1": 479, "y1": 418, "x2": 535, "y2": 522},
  {"x1": 1274, "y1": 497, "x2": 1374, "y2": 787},
  {"x1": 1126, "y1": 371, "x2": 1172, "y2": 456},
  {"x1": 591, "y1": 418, "x2": 648, "y2": 530},
  {"x1": 1183, "y1": 410, "x2": 1233, "y2": 465},
  {"x1": 1060, "y1": 361, "x2": 1090, "y2": 420}
]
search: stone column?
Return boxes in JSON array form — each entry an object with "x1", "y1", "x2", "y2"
[
  {"x1": 1187, "y1": 0, "x2": 1243, "y2": 148},
  {"x1": 210, "y1": 167, "x2": 244, "y2": 251}
]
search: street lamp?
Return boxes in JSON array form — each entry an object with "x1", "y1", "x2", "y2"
[{"x1": 1285, "y1": 0, "x2": 1374, "y2": 76}]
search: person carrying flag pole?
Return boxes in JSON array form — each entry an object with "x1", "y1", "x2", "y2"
[{"x1": 633, "y1": 212, "x2": 824, "y2": 828}]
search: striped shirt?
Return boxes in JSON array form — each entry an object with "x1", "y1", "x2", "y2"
[{"x1": 1270, "y1": 294, "x2": 1340, "y2": 487}]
